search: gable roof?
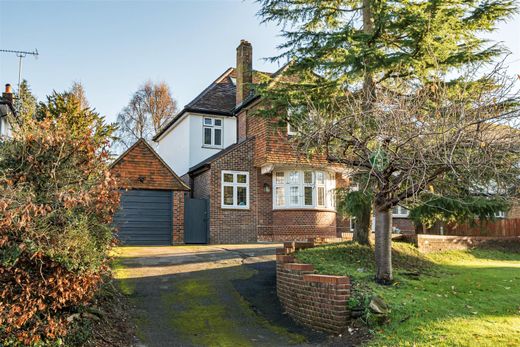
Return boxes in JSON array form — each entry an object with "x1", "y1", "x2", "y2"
[
  {"x1": 110, "y1": 138, "x2": 190, "y2": 191},
  {"x1": 153, "y1": 68, "x2": 272, "y2": 141}
]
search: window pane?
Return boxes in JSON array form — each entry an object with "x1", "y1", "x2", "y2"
[
  {"x1": 304, "y1": 171, "x2": 313, "y2": 184},
  {"x1": 290, "y1": 186, "x2": 299, "y2": 205},
  {"x1": 304, "y1": 186, "x2": 313, "y2": 205},
  {"x1": 401, "y1": 207, "x2": 409, "y2": 215},
  {"x1": 275, "y1": 172, "x2": 285, "y2": 185},
  {"x1": 392, "y1": 206, "x2": 399, "y2": 215},
  {"x1": 237, "y1": 187, "x2": 247, "y2": 206},
  {"x1": 316, "y1": 172, "x2": 324, "y2": 185},
  {"x1": 214, "y1": 128, "x2": 222, "y2": 146},
  {"x1": 204, "y1": 127, "x2": 212, "y2": 145},
  {"x1": 223, "y1": 186, "x2": 234, "y2": 205},
  {"x1": 237, "y1": 174, "x2": 247, "y2": 184},
  {"x1": 289, "y1": 171, "x2": 299, "y2": 184},
  {"x1": 214, "y1": 119, "x2": 222, "y2": 126},
  {"x1": 317, "y1": 187, "x2": 325, "y2": 206},
  {"x1": 223, "y1": 173, "x2": 234, "y2": 183},
  {"x1": 276, "y1": 187, "x2": 285, "y2": 206},
  {"x1": 204, "y1": 118, "x2": 213, "y2": 125}
]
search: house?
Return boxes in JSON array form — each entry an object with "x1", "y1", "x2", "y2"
[
  {"x1": 152, "y1": 40, "x2": 519, "y2": 244},
  {"x1": 154, "y1": 40, "x2": 351, "y2": 243},
  {"x1": 0, "y1": 84, "x2": 15, "y2": 138}
]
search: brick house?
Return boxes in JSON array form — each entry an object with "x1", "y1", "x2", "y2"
[
  {"x1": 153, "y1": 40, "x2": 353, "y2": 243},
  {"x1": 153, "y1": 40, "x2": 518, "y2": 244}
]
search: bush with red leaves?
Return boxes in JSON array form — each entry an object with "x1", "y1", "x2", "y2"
[{"x1": 0, "y1": 92, "x2": 119, "y2": 345}]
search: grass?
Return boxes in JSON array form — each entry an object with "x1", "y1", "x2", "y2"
[{"x1": 296, "y1": 241, "x2": 520, "y2": 347}]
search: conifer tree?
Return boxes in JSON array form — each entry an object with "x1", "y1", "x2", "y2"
[{"x1": 257, "y1": 0, "x2": 518, "y2": 283}]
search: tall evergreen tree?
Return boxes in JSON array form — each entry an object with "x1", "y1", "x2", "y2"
[
  {"x1": 14, "y1": 79, "x2": 37, "y2": 123},
  {"x1": 257, "y1": 0, "x2": 518, "y2": 283}
]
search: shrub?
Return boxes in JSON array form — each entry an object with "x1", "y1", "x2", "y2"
[{"x1": 0, "y1": 93, "x2": 119, "y2": 345}]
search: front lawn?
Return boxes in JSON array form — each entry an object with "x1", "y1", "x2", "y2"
[{"x1": 296, "y1": 241, "x2": 520, "y2": 346}]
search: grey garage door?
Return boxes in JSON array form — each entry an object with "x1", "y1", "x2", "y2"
[{"x1": 114, "y1": 189, "x2": 173, "y2": 245}]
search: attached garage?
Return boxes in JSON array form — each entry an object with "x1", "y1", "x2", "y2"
[{"x1": 110, "y1": 139, "x2": 189, "y2": 246}]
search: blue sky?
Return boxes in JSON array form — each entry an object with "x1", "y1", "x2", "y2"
[{"x1": 1, "y1": 0, "x2": 519, "y2": 124}]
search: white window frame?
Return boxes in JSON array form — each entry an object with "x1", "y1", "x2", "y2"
[
  {"x1": 287, "y1": 106, "x2": 300, "y2": 136},
  {"x1": 272, "y1": 170, "x2": 336, "y2": 210},
  {"x1": 287, "y1": 122, "x2": 298, "y2": 136},
  {"x1": 221, "y1": 170, "x2": 249, "y2": 209},
  {"x1": 202, "y1": 117, "x2": 223, "y2": 148},
  {"x1": 392, "y1": 205, "x2": 410, "y2": 218},
  {"x1": 494, "y1": 211, "x2": 506, "y2": 219}
]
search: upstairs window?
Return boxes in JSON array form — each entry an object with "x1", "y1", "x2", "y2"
[
  {"x1": 392, "y1": 205, "x2": 409, "y2": 218},
  {"x1": 203, "y1": 117, "x2": 223, "y2": 147},
  {"x1": 221, "y1": 171, "x2": 249, "y2": 209}
]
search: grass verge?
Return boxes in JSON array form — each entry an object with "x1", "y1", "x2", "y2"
[{"x1": 296, "y1": 241, "x2": 520, "y2": 346}]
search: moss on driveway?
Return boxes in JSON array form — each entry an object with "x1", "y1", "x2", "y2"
[{"x1": 111, "y1": 245, "x2": 307, "y2": 347}]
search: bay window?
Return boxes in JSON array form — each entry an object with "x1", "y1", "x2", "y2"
[
  {"x1": 273, "y1": 170, "x2": 336, "y2": 210},
  {"x1": 221, "y1": 171, "x2": 249, "y2": 209}
]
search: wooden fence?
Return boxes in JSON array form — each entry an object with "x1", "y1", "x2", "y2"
[{"x1": 444, "y1": 219, "x2": 520, "y2": 237}]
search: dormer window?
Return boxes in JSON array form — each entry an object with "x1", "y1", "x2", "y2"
[{"x1": 203, "y1": 117, "x2": 223, "y2": 148}]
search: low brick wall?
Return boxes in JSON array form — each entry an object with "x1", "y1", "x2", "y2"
[
  {"x1": 276, "y1": 241, "x2": 351, "y2": 334},
  {"x1": 402, "y1": 234, "x2": 520, "y2": 253}
]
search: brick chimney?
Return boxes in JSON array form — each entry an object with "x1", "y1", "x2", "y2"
[
  {"x1": 2, "y1": 84, "x2": 13, "y2": 105},
  {"x1": 236, "y1": 40, "x2": 253, "y2": 105}
]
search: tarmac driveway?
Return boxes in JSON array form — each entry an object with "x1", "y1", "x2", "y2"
[{"x1": 112, "y1": 244, "x2": 329, "y2": 347}]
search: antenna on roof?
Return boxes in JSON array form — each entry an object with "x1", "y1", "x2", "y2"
[{"x1": 0, "y1": 48, "x2": 39, "y2": 93}]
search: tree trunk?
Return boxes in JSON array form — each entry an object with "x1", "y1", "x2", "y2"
[
  {"x1": 353, "y1": 204, "x2": 371, "y2": 245},
  {"x1": 374, "y1": 206, "x2": 393, "y2": 284}
]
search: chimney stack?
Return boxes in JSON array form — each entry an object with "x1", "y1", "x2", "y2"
[
  {"x1": 3, "y1": 84, "x2": 13, "y2": 105},
  {"x1": 236, "y1": 40, "x2": 253, "y2": 105}
]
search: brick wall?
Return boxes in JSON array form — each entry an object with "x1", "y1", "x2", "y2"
[
  {"x1": 393, "y1": 218, "x2": 416, "y2": 233},
  {"x1": 276, "y1": 242, "x2": 350, "y2": 334},
  {"x1": 173, "y1": 191, "x2": 186, "y2": 244},
  {"x1": 242, "y1": 102, "x2": 329, "y2": 168},
  {"x1": 402, "y1": 234, "x2": 520, "y2": 253},
  {"x1": 208, "y1": 138, "x2": 258, "y2": 243},
  {"x1": 192, "y1": 170, "x2": 211, "y2": 199}
]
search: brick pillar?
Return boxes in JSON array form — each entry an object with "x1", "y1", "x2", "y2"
[{"x1": 172, "y1": 191, "x2": 185, "y2": 244}]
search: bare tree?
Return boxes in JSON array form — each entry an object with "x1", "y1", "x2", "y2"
[
  {"x1": 115, "y1": 81, "x2": 178, "y2": 149},
  {"x1": 70, "y1": 81, "x2": 90, "y2": 110},
  {"x1": 294, "y1": 66, "x2": 520, "y2": 283}
]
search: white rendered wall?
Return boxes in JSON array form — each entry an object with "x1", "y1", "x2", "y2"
[
  {"x1": 0, "y1": 117, "x2": 11, "y2": 138},
  {"x1": 156, "y1": 113, "x2": 237, "y2": 177},
  {"x1": 156, "y1": 114, "x2": 191, "y2": 177}
]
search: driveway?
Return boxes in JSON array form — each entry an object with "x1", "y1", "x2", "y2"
[{"x1": 112, "y1": 244, "x2": 329, "y2": 347}]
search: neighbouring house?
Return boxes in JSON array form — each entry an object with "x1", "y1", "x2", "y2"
[
  {"x1": 110, "y1": 139, "x2": 190, "y2": 245},
  {"x1": 0, "y1": 84, "x2": 15, "y2": 138}
]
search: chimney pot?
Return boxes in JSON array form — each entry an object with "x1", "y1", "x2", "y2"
[{"x1": 3, "y1": 83, "x2": 14, "y2": 105}]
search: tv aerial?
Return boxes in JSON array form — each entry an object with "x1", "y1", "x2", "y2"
[{"x1": 0, "y1": 49, "x2": 39, "y2": 92}]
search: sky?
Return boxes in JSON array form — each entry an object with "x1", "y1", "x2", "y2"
[{"x1": 1, "y1": 0, "x2": 519, "y2": 124}]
